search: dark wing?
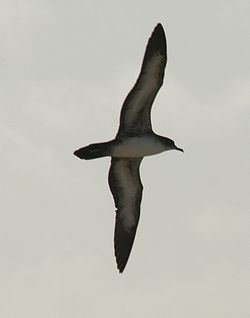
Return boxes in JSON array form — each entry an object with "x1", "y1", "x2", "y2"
[
  {"x1": 117, "y1": 23, "x2": 167, "y2": 137},
  {"x1": 108, "y1": 157, "x2": 143, "y2": 273}
]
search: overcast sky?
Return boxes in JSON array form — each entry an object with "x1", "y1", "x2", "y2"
[{"x1": 1, "y1": 0, "x2": 249, "y2": 317}]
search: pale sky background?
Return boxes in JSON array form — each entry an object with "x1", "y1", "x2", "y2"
[{"x1": 0, "y1": 0, "x2": 249, "y2": 317}]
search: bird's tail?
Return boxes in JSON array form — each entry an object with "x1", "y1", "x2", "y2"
[{"x1": 74, "y1": 141, "x2": 111, "y2": 160}]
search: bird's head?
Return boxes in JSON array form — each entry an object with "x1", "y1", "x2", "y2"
[
  {"x1": 161, "y1": 136, "x2": 184, "y2": 152},
  {"x1": 172, "y1": 140, "x2": 184, "y2": 152}
]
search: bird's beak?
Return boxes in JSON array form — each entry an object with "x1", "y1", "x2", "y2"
[{"x1": 175, "y1": 146, "x2": 184, "y2": 152}]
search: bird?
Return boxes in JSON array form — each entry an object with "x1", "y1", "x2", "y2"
[{"x1": 74, "y1": 23, "x2": 183, "y2": 273}]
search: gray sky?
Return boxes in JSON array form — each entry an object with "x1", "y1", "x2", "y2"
[{"x1": 1, "y1": 0, "x2": 249, "y2": 317}]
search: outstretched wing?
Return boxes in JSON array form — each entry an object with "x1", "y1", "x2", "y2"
[
  {"x1": 117, "y1": 23, "x2": 167, "y2": 136},
  {"x1": 108, "y1": 157, "x2": 143, "y2": 273}
]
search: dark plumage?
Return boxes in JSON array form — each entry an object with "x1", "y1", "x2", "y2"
[{"x1": 74, "y1": 23, "x2": 183, "y2": 273}]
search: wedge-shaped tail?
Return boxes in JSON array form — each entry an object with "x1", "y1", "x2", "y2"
[{"x1": 74, "y1": 141, "x2": 111, "y2": 160}]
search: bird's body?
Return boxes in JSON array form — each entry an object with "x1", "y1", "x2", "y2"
[
  {"x1": 74, "y1": 23, "x2": 183, "y2": 273},
  {"x1": 111, "y1": 134, "x2": 174, "y2": 157},
  {"x1": 76, "y1": 133, "x2": 178, "y2": 159}
]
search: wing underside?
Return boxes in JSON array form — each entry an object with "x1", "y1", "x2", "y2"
[
  {"x1": 117, "y1": 23, "x2": 167, "y2": 136},
  {"x1": 108, "y1": 157, "x2": 143, "y2": 272}
]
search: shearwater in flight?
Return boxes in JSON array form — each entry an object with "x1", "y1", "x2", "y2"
[{"x1": 74, "y1": 23, "x2": 183, "y2": 273}]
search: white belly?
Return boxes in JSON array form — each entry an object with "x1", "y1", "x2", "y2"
[{"x1": 111, "y1": 136, "x2": 166, "y2": 157}]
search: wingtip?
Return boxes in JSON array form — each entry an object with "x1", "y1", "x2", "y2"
[
  {"x1": 149, "y1": 22, "x2": 166, "y2": 48},
  {"x1": 156, "y1": 22, "x2": 164, "y2": 29},
  {"x1": 115, "y1": 251, "x2": 128, "y2": 273},
  {"x1": 117, "y1": 265, "x2": 125, "y2": 274},
  {"x1": 154, "y1": 23, "x2": 165, "y2": 33},
  {"x1": 114, "y1": 240, "x2": 132, "y2": 274}
]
